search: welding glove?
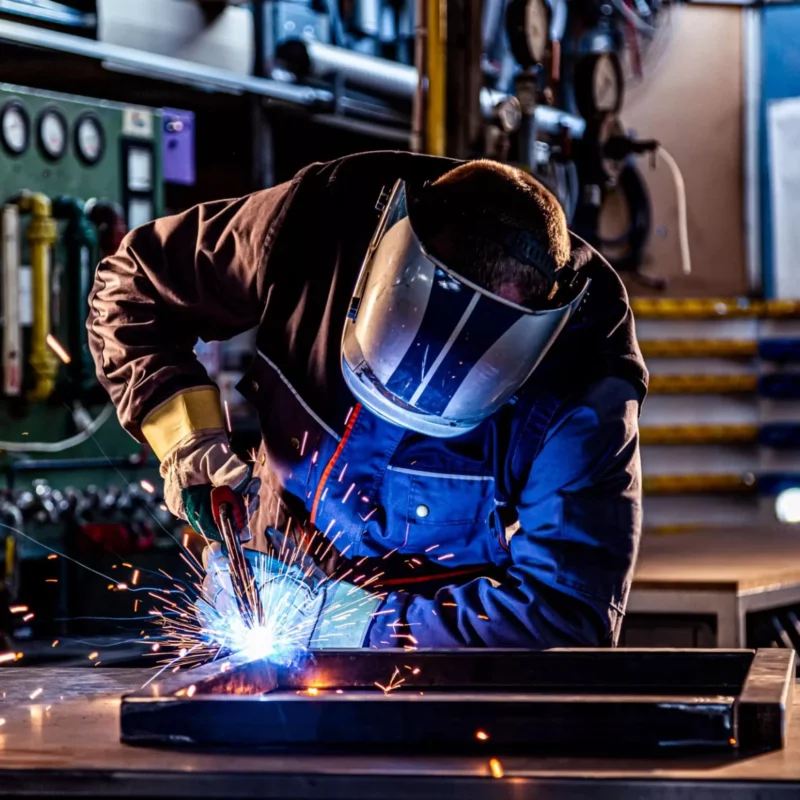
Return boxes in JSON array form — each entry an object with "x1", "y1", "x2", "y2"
[
  {"x1": 141, "y1": 388, "x2": 258, "y2": 538},
  {"x1": 199, "y1": 538, "x2": 381, "y2": 650}
]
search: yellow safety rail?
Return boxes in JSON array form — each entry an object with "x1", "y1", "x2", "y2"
[
  {"x1": 639, "y1": 340, "x2": 758, "y2": 358},
  {"x1": 648, "y1": 375, "x2": 758, "y2": 394},
  {"x1": 632, "y1": 298, "x2": 800, "y2": 320},
  {"x1": 640, "y1": 424, "x2": 759, "y2": 445},
  {"x1": 643, "y1": 474, "x2": 757, "y2": 495}
]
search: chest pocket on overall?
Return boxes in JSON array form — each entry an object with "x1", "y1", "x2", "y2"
[
  {"x1": 237, "y1": 352, "x2": 336, "y2": 506},
  {"x1": 381, "y1": 466, "x2": 502, "y2": 562}
]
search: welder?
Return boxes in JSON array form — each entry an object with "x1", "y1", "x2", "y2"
[{"x1": 87, "y1": 152, "x2": 646, "y2": 650}]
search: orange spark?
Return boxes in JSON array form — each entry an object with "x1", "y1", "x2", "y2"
[
  {"x1": 489, "y1": 759, "x2": 504, "y2": 778},
  {"x1": 9, "y1": 606, "x2": 27, "y2": 614},
  {"x1": 187, "y1": 685, "x2": 197, "y2": 697},
  {"x1": 46, "y1": 333, "x2": 71, "y2": 364},
  {"x1": 29, "y1": 688, "x2": 43, "y2": 700},
  {"x1": 140, "y1": 480, "x2": 155, "y2": 494},
  {"x1": 47, "y1": 554, "x2": 57, "y2": 560},
  {"x1": 88, "y1": 652, "x2": 98, "y2": 660},
  {"x1": 132, "y1": 570, "x2": 140, "y2": 586},
  {"x1": 476, "y1": 730, "x2": 489, "y2": 741}
]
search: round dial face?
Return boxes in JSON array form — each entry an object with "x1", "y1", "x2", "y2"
[
  {"x1": 1, "y1": 103, "x2": 29, "y2": 155},
  {"x1": 524, "y1": 0, "x2": 549, "y2": 63},
  {"x1": 75, "y1": 115, "x2": 104, "y2": 164},
  {"x1": 38, "y1": 109, "x2": 67, "y2": 160},
  {"x1": 593, "y1": 54, "x2": 622, "y2": 113}
]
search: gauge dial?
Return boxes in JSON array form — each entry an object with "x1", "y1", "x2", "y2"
[
  {"x1": 593, "y1": 53, "x2": 622, "y2": 114},
  {"x1": 524, "y1": 0, "x2": 549, "y2": 64},
  {"x1": 574, "y1": 52, "x2": 624, "y2": 119},
  {"x1": 506, "y1": 0, "x2": 551, "y2": 69},
  {"x1": 75, "y1": 114, "x2": 104, "y2": 165},
  {"x1": 38, "y1": 108, "x2": 68, "y2": 161},
  {"x1": 0, "y1": 102, "x2": 30, "y2": 156}
]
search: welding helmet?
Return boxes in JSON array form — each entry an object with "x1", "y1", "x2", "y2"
[{"x1": 341, "y1": 180, "x2": 590, "y2": 438}]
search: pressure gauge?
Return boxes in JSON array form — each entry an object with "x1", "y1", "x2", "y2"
[
  {"x1": 0, "y1": 101, "x2": 30, "y2": 156},
  {"x1": 506, "y1": 0, "x2": 551, "y2": 68},
  {"x1": 74, "y1": 113, "x2": 105, "y2": 165},
  {"x1": 574, "y1": 52, "x2": 624, "y2": 120},
  {"x1": 37, "y1": 107, "x2": 68, "y2": 161}
]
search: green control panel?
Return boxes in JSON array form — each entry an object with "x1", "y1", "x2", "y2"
[{"x1": 0, "y1": 83, "x2": 165, "y2": 484}]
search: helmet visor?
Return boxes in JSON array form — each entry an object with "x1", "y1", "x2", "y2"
[{"x1": 341, "y1": 181, "x2": 589, "y2": 437}]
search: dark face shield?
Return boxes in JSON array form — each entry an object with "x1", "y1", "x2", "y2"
[{"x1": 341, "y1": 181, "x2": 590, "y2": 437}]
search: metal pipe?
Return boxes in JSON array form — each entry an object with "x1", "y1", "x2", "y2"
[
  {"x1": 277, "y1": 40, "x2": 587, "y2": 138},
  {"x1": 0, "y1": 18, "x2": 332, "y2": 107},
  {"x1": 410, "y1": 0, "x2": 427, "y2": 152},
  {"x1": 2, "y1": 205, "x2": 22, "y2": 397},
  {"x1": 276, "y1": 38, "x2": 419, "y2": 99},
  {"x1": 13, "y1": 192, "x2": 58, "y2": 402},
  {"x1": 426, "y1": 0, "x2": 446, "y2": 155}
]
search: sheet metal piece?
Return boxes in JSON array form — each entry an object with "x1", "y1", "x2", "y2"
[{"x1": 120, "y1": 648, "x2": 794, "y2": 754}]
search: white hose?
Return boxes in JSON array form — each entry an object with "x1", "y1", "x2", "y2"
[
  {"x1": 0, "y1": 403, "x2": 114, "y2": 453},
  {"x1": 658, "y1": 145, "x2": 692, "y2": 276}
]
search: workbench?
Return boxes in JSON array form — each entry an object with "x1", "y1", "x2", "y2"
[
  {"x1": 628, "y1": 527, "x2": 800, "y2": 647},
  {"x1": 1, "y1": 667, "x2": 800, "y2": 798}
]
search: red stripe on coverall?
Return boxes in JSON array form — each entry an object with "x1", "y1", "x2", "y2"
[{"x1": 310, "y1": 403, "x2": 362, "y2": 526}]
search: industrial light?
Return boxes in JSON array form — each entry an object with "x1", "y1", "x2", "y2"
[{"x1": 775, "y1": 488, "x2": 800, "y2": 524}]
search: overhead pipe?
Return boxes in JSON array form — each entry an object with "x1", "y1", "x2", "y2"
[{"x1": 276, "y1": 39, "x2": 586, "y2": 137}]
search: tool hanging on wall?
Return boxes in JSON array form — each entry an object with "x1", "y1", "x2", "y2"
[
  {"x1": 11, "y1": 191, "x2": 58, "y2": 401},
  {"x1": 52, "y1": 197, "x2": 98, "y2": 397},
  {"x1": 2, "y1": 204, "x2": 22, "y2": 397}
]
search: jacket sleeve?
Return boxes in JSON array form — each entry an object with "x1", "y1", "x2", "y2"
[
  {"x1": 366, "y1": 376, "x2": 642, "y2": 648},
  {"x1": 87, "y1": 183, "x2": 291, "y2": 449}
]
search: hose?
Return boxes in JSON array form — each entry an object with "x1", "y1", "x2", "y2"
[
  {"x1": 657, "y1": 145, "x2": 691, "y2": 275},
  {"x1": 0, "y1": 404, "x2": 113, "y2": 453}
]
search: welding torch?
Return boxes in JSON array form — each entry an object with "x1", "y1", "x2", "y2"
[{"x1": 209, "y1": 486, "x2": 265, "y2": 628}]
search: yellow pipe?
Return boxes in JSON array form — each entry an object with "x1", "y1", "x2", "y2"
[
  {"x1": 14, "y1": 191, "x2": 58, "y2": 401},
  {"x1": 426, "y1": 0, "x2": 446, "y2": 155}
]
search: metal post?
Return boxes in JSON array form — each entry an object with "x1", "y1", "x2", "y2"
[
  {"x1": 445, "y1": 0, "x2": 483, "y2": 158},
  {"x1": 411, "y1": 0, "x2": 427, "y2": 153},
  {"x1": 426, "y1": 0, "x2": 446, "y2": 156}
]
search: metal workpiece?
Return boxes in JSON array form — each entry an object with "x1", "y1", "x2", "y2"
[
  {"x1": 0, "y1": 664, "x2": 799, "y2": 798},
  {"x1": 120, "y1": 649, "x2": 794, "y2": 754}
]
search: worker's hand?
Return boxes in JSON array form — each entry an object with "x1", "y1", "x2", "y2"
[{"x1": 159, "y1": 430, "x2": 258, "y2": 539}]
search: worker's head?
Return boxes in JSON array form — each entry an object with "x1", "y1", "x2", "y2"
[
  {"x1": 341, "y1": 160, "x2": 589, "y2": 438},
  {"x1": 418, "y1": 160, "x2": 571, "y2": 308}
]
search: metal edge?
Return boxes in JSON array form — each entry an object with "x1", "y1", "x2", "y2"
[
  {"x1": 0, "y1": 18, "x2": 333, "y2": 107},
  {"x1": 736, "y1": 648, "x2": 796, "y2": 750},
  {"x1": 743, "y1": 6, "x2": 763, "y2": 296}
]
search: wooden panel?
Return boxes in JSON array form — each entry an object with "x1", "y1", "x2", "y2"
[{"x1": 604, "y1": 6, "x2": 747, "y2": 297}]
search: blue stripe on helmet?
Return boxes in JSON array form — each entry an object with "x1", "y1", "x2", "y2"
[
  {"x1": 415, "y1": 294, "x2": 521, "y2": 416},
  {"x1": 384, "y1": 268, "x2": 475, "y2": 402}
]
